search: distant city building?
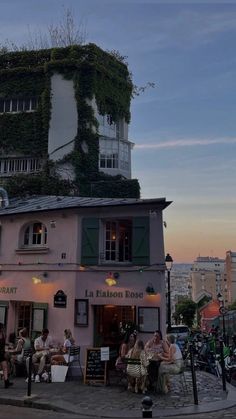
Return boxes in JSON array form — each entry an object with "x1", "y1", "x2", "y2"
[
  {"x1": 190, "y1": 256, "x2": 225, "y2": 303},
  {"x1": 225, "y1": 251, "x2": 236, "y2": 304},
  {"x1": 169, "y1": 264, "x2": 192, "y2": 322}
]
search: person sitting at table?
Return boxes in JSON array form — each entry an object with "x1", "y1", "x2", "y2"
[
  {"x1": 156, "y1": 334, "x2": 184, "y2": 394},
  {"x1": 115, "y1": 332, "x2": 136, "y2": 370},
  {"x1": 31, "y1": 328, "x2": 53, "y2": 383},
  {"x1": 145, "y1": 330, "x2": 169, "y2": 359},
  {"x1": 126, "y1": 339, "x2": 149, "y2": 394},
  {"x1": 51, "y1": 329, "x2": 75, "y2": 365},
  {"x1": 145, "y1": 330, "x2": 169, "y2": 390},
  {"x1": 8, "y1": 328, "x2": 31, "y2": 375}
]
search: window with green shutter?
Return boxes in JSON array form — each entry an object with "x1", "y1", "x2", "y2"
[
  {"x1": 81, "y1": 218, "x2": 99, "y2": 265},
  {"x1": 100, "y1": 217, "x2": 149, "y2": 265},
  {"x1": 132, "y1": 217, "x2": 150, "y2": 265}
]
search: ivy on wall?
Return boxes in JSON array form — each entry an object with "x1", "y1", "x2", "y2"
[{"x1": 0, "y1": 44, "x2": 140, "y2": 198}]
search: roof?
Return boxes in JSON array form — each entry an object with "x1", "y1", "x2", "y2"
[{"x1": 0, "y1": 195, "x2": 172, "y2": 216}]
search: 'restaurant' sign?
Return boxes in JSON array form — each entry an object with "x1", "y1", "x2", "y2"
[{"x1": 54, "y1": 290, "x2": 67, "y2": 308}]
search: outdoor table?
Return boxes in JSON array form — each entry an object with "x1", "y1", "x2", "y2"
[{"x1": 148, "y1": 359, "x2": 161, "y2": 391}]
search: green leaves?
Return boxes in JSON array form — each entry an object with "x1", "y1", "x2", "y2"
[{"x1": 175, "y1": 299, "x2": 197, "y2": 328}]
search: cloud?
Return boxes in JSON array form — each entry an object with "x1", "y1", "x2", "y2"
[{"x1": 134, "y1": 137, "x2": 236, "y2": 150}]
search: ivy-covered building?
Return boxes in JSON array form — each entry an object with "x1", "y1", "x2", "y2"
[{"x1": 0, "y1": 44, "x2": 140, "y2": 198}]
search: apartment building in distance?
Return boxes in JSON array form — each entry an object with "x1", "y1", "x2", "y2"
[{"x1": 190, "y1": 256, "x2": 225, "y2": 303}]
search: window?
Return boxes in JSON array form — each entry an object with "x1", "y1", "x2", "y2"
[
  {"x1": 0, "y1": 158, "x2": 42, "y2": 175},
  {"x1": 104, "y1": 220, "x2": 132, "y2": 262},
  {"x1": 120, "y1": 142, "x2": 129, "y2": 170},
  {"x1": 75, "y1": 299, "x2": 89, "y2": 326},
  {"x1": 0, "y1": 97, "x2": 38, "y2": 114},
  {"x1": 99, "y1": 138, "x2": 130, "y2": 172},
  {"x1": 97, "y1": 113, "x2": 116, "y2": 138},
  {"x1": 23, "y1": 222, "x2": 47, "y2": 247},
  {"x1": 81, "y1": 216, "x2": 150, "y2": 266},
  {"x1": 138, "y1": 307, "x2": 160, "y2": 333},
  {"x1": 99, "y1": 139, "x2": 118, "y2": 169}
]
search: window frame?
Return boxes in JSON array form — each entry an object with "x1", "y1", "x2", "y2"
[
  {"x1": 101, "y1": 218, "x2": 132, "y2": 264},
  {"x1": 75, "y1": 299, "x2": 89, "y2": 326},
  {"x1": 21, "y1": 221, "x2": 48, "y2": 248},
  {"x1": 138, "y1": 307, "x2": 160, "y2": 333},
  {"x1": 0, "y1": 97, "x2": 38, "y2": 114}
]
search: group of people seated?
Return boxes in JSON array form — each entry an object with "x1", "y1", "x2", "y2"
[
  {"x1": 2, "y1": 326, "x2": 76, "y2": 384},
  {"x1": 116, "y1": 330, "x2": 184, "y2": 395}
]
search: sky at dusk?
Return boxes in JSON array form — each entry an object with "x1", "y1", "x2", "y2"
[{"x1": 0, "y1": 0, "x2": 235, "y2": 263}]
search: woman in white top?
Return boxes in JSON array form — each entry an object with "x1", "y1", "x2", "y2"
[
  {"x1": 51, "y1": 329, "x2": 75, "y2": 365},
  {"x1": 156, "y1": 334, "x2": 183, "y2": 394}
]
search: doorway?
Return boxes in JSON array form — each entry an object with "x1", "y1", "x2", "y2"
[
  {"x1": 15, "y1": 301, "x2": 32, "y2": 336},
  {"x1": 94, "y1": 305, "x2": 136, "y2": 348}
]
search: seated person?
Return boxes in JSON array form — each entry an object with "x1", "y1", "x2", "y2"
[
  {"x1": 156, "y1": 334, "x2": 183, "y2": 394},
  {"x1": 8, "y1": 328, "x2": 31, "y2": 374},
  {"x1": 51, "y1": 329, "x2": 75, "y2": 365},
  {"x1": 145, "y1": 330, "x2": 169, "y2": 359},
  {"x1": 31, "y1": 328, "x2": 53, "y2": 383},
  {"x1": 115, "y1": 332, "x2": 136, "y2": 370},
  {"x1": 126, "y1": 339, "x2": 149, "y2": 394},
  {"x1": 145, "y1": 330, "x2": 169, "y2": 389}
]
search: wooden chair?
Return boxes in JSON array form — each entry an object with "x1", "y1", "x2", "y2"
[{"x1": 13, "y1": 347, "x2": 33, "y2": 377}]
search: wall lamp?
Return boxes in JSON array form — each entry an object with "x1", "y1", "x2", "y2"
[
  {"x1": 146, "y1": 283, "x2": 157, "y2": 296},
  {"x1": 105, "y1": 272, "x2": 120, "y2": 287},
  {"x1": 105, "y1": 272, "x2": 117, "y2": 286},
  {"x1": 32, "y1": 272, "x2": 48, "y2": 285}
]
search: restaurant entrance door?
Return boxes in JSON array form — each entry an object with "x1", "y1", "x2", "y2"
[{"x1": 93, "y1": 305, "x2": 136, "y2": 349}]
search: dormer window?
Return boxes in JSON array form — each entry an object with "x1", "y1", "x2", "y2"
[{"x1": 23, "y1": 222, "x2": 47, "y2": 246}]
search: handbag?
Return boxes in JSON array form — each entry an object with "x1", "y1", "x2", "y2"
[{"x1": 115, "y1": 356, "x2": 126, "y2": 371}]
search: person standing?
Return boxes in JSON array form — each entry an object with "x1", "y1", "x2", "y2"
[{"x1": 0, "y1": 323, "x2": 13, "y2": 388}]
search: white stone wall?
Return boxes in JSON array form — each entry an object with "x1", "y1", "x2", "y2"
[{"x1": 48, "y1": 73, "x2": 77, "y2": 163}]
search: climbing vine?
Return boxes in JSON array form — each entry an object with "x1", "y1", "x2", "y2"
[{"x1": 0, "y1": 44, "x2": 140, "y2": 198}]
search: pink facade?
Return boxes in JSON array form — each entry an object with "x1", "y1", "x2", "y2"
[{"x1": 0, "y1": 194, "x2": 170, "y2": 366}]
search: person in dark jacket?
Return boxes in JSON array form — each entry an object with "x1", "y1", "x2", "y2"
[{"x1": 0, "y1": 323, "x2": 13, "y2": 388}]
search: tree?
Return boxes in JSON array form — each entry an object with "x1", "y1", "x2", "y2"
[
  {"x1": 175, "y1": 298, "x2": 197, "y2": 328},
  {"x1": 228, "y1": 300, "x2": 236, "y2": 310},
  {"x1": 0, "y1": 6, "x2": 87, "y2": 52}
]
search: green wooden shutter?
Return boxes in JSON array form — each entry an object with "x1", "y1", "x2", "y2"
[
  {"x1": 81, "y1": 218, "x2": 99, "y2": 265},
  {"x1": 0, "y1": 301, "x2": 8, "y2": 326},
  {"x1": 32, "y1": 303, "x2": 48, "y2": 338},
  {"x1": 132, "y1": 217, "x2": 150, "y2": 265}
]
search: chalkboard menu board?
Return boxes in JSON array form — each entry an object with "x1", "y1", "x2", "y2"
[{"x1": 84, "y1": 348, "x2": 107, "y2": 385}]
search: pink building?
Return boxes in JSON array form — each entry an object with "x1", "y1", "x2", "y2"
[{"x1": 0, "y1": 188, "x2": 171, "y2": 366}]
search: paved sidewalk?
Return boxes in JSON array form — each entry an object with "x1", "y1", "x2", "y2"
[{"x1": 0, "y1": 370, "x2": 235, "y2": 418}]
